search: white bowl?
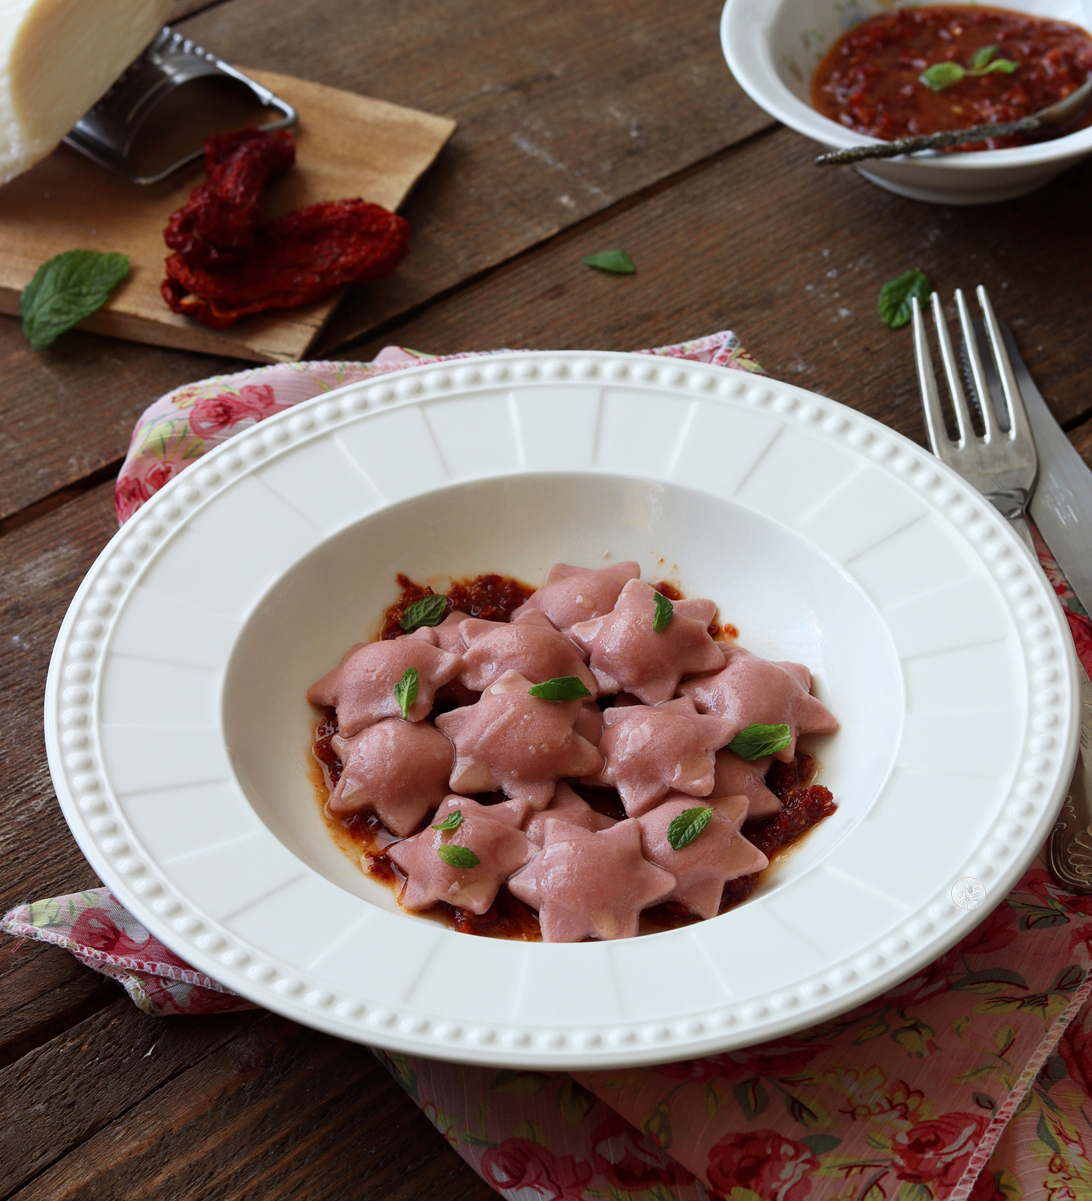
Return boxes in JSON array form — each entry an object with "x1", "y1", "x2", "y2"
[
  {"x1": 46, "y1": 352, "x2": 1079, "y2": 1067},
  {"x1": 721, "y1": 0, "x2": 1092, "y2": 204}
]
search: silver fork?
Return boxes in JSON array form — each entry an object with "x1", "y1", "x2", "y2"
[{"x1": 913, "y1": 286, "x2": 1092, "y2": 894}]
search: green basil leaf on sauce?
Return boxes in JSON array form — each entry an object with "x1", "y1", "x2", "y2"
[
  {"x1": 432, "y1": 809, "x2": 463, "y2": 831},
  {"x1": 667, "y1": 806, "x2": 713, "y2": 851},
  {"x1": 528, "y1": 676, "x2": 592, "y2": 701},
  {"x1": 728, "y1": 723, "x2": 792, "y2": 760},
  {"x1": 970, "y1": 44, "x2": 999, "y2": 70},
  {"x1": 394, "y1": 667, "x2": 419, "y2": 719},
  {"x1": 436, "y1": 844, "x2": 480, "y2": 869},
  {"x1": 583, "y1": 250, "x2": 636, "y2": 275},
  {"x1": 919, "y1": 61, "x2": 965, "y2": 91},
  {"x1": 980, "y1": 57, "x2": 1017, "y2": 75},
  {"x1": 21, "y1": 249, "x2": 130, "y2": 350},
  {"x1": 400, "y1": 593, "x2": 448, "y2": 631},
  {"x1": 878, "y1": 270, "x2": 932, "y2": 329},
  {"x1": 653, "y1": 591, "x2": 674, "y2": 632}
]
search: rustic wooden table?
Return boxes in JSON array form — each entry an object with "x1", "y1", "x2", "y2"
[{"x1": 3, "y1": 1, "x2": 1091, "y2": 1196}]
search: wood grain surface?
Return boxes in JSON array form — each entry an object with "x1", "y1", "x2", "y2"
[{"x1": 3, "y1": 0, "x2": 1092, "y2": 1198}]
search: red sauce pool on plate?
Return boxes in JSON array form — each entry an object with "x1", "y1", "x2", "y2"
[{"x1": 812, "y1": 5, "x2": 1092, "y2": 149}]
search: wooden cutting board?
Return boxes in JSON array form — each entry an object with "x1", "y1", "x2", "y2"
[{"x1": 0, "y1": 71, "x2": 455, "y2": 363}]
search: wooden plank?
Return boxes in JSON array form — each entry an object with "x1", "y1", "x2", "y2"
[
  {"x1": 0, "y1": 72, "x2": 455, "y2": 364},
  {"x1": 0, "y1": 943, "x2": 117, "y2": 1072},
  {"x1": 10, "y1": 1015, "x2": 495, "y2": 1201},
  {"x1": 0, "y1": 483, "x2": 118, "y2": 921},
  {"x1": 0, "y1": 999, "x2": 260, "y2": 1195},
  {"x1": 343, "y1": 126, "x2": 1092, "y2": 440},
  {"x1": 0, "y1": 0, "x2": 769, "y2": 521}
]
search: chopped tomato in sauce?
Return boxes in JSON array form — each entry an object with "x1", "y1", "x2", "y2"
[{"x1": 812, "y1": 5, "x2": 1092, "y2": 149}]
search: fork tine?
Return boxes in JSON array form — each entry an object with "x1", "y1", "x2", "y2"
[
  {"x1": 913, "y1": 296, "x2": 948, "y2": 456},
  {"x1": 977, "y1": 285, "x2": 1035, "y2": 450},
  {"x1": 955, "y1": 288, "x2": 998, "y2": 444}
]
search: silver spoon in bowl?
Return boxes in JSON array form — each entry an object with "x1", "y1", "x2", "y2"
[{"x1": 815, "y1": 75, "x2": 1092, "y2": 166}]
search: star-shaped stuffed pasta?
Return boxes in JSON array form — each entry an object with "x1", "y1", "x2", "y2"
[
  {"x1": 457, "y1": 610, "x2": 596, "y2": 694},
  {"x1": 679, "y1": 645, "x2": 838, "y2": 762},
  {"x1": 435, "y1": 670, "x2": 603, "y2": 808},
  {"x1": 594, "y1": 697, "x2": 732, "y2": 816},
  {"x1": 712, "y1": 749, "x2": 781, "y2": 820},
  {"x1": 507, "y1": 818, "x2": 675, "y2": 941},
  {"x1": 512, "y1": 561, "x2": 641, "y2": 633},
  {"x1": 328, "y1": 718, "x2": 455, "y2": 836},
  {"x1": 523, "y1": 782, "x2": 616, "y2": 845},
  {"x1": 387, "y1": 795, "x2": 532, "y2": 914},
  {"x1": 637, "y1": 795, "x2": 768, "y2": 919},
  {"x1": 308, "y1": 627, "x2": 462, "y2": 735},
  {"x1": 569, "y1": 579, "x2": 725, "y2": 703}
]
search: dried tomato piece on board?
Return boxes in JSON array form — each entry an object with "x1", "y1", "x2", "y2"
[
  {"x1": 162, "y1": 198, "x2": 410, "y2": 329},
  {"x1": 164, "y1": 127, "x2": 295, "y2": 269}
]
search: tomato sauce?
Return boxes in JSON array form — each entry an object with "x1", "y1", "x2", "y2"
[
  {"x1": 312, "y1": 573, "x2": 838, "y2": 940},
  {"x1": 812, "y1": 5, "x2": 1092, "y2": 149},
  {"x1": 379, "y1": 572, "x2": 535, "y2": 640}
]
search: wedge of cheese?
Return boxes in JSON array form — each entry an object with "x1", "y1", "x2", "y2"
[{"x1": 0, "y1": 0, "x2": 172, "y2": 185}]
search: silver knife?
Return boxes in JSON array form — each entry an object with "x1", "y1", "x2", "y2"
[
  {"x1": 968, "y1": 321, "x2": 1092, "y2": 893},
  {"x1": 971, "y1": 320, "x2": 1092, "y2": 618}
]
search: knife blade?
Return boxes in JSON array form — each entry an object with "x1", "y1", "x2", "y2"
[
  {"x1": 967, "y1": 319, "x2": 1092, "y2": 620},
  {"x1": 964, "y1": 318, "x2": 1092, "y2": 894}
]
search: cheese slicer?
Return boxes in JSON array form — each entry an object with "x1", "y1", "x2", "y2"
[{"x1": 64, "y1": 26, "x2": 297, "y2": 186}]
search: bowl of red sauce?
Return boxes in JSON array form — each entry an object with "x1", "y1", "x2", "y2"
[{"x1": 722, "y1": 0, "x2": 1092, "y2": 204}]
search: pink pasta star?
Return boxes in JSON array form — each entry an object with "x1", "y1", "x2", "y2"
[
  {"x1": 435, "y1": 670, "x2": 603, "y2": 809},
  {"x1": 712, "y1": 749, "x2": 781, "y2": 820},
  {"x1": 508, "y1": 819, "x2": 675, "y2": 941},
  {"x1": 594, "y1": 697, "x2": 732, "y2": 816},
  {"x1": 432, "y1": 609, "x2": 473, "y2": 655},
  {"x1": 387, "y1": 795, "x2": 532, "y2": 914},
  {"x1": 523, "y1": 782, "x2": 617, "y2": 845},
  {"x1": 569, "y1": 579, "x2": 725, "y2": 703},
  {"x1": 512, "y1": 560, "x2": 641, "y2": 633},
  {"x1": 679, "y1": 645, "x2": 838, "y2": 762},
  {"x1": 457, "y1": 610, "x2": 596, "y2": 694},
  {"x1": 328, "y1": 718, "x2": 454, "y2": 836},
  {"x1": 637, "y1": 795, "x2": 768, "y2": 919},
  {"x1": 308, "y1": 627, "x2": 462, "y2": 735}
]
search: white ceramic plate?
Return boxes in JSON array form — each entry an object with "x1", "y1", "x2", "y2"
[{"x1": 46, "y1": 352, "x2": 1078, "y2": 1068}]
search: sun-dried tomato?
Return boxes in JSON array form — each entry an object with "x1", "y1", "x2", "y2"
[
  {"x1": 164, "y1": 127, "x2": 295, "y2": 268},
  {"x1": 162, "y1": 198, "x2": 410, "y2": 329},
  {"x1": 161, "y1": 128, "x2": 410, "y2": 329}
]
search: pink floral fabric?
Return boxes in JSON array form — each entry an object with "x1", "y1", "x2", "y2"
[{"x1": 5, "y1": 333, "x2": 1092, "y2": 1201}]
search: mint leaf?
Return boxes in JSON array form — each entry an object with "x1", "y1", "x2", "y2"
[
  {"x1": 919, "y1": 61, "x2": 965, "y2": 91},
  {"x1": 728, "y1": 723, "x2": 792, "y2": 760},
  {"x1": 400, "y1": 593, "x2": 447, "y2": 632},
  {"x1": 528, "y1": 676, "x2": 592, "y2": 701},
  {"x1": 394, "y1": 667, "x2": 419, "y2": 719},
  {"x1": 970, "y1": 44, "x2": 998, "y2": 70},
  {"x1": 667, "y1": 806, "x2": 713, "y2": 851},
  {"x1": 653, "y1": 591, "x2": 674, "y2": 632},
  {"x1": 432, "y1": 809, "x2": 463, "y2": 831},
  {"x1": 20, "y1": 250, "x2": 129, "y2": 350},
  {"x1": 878, "y1": 270, "x2": 932, "y2": 329},
  {"x1": 583, "y1": 250, "x2": 636, "y2": 275},
  {"x1": 437, "y1": 844, "x2": 480, "y2": 869}
]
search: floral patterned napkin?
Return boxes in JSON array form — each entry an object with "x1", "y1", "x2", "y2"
[{"x1": 4, "y1": 331, "x2": 1092, "y2": 1201}]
